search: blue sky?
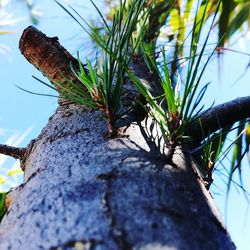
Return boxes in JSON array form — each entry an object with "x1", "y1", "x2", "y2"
[{"x1": 1, "y1": 0, "x2": 250, "y2": 249}]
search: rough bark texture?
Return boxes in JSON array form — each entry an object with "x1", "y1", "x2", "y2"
[
  {"x1": 0, "y1": 105, "x2": 235, "y2": 250},
  {"x1": 19, "y1": 26, "x2": 80, "y2": 87},
  {"x1": 0, "y1": 26, "x2": 236, "y2": 249}
]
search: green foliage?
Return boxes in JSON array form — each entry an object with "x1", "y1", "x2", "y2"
[
  {"x1": 54, "y1": 0, "x2": 250, "y2": 192},
  {"x1": 199, "y1": 120, "x2": 250, "y2": 192},
  {"x1": 0, "y1": 176, "x2": 5, "y2": 185},
  {"x1": 127, "y1": 51, "x2": 183, "y2": 142},
  {"x1": 56, "y1": 0, "x2": 149, "y2": 135},
  {"x1": 180, "y1": 0, "x2": 219, "y2": 122},
  {"x1": 54, "y1": 57, "x2": 100, "y2": 110},
  {"x1": 218, "y1": 0, "x2": 250, "y2": 47},
  {"x1": 105, "y1": 0, "x2": 250, "y2": 54},
  {"x1": 0, "y1": 192, "x2": 6, "y2": 222},
  {"x1": 200, "y1": 124, "x2": 234, "y2": 188},
  {"x1": 225, "y1": 120, "x2": 250, "y2": 194},
  {"x1": 129, "y1": 0, "x2": 220, "y2": 144},
  {"x1": 105, "y1": 0, "x2": 172, "y2": 54}
]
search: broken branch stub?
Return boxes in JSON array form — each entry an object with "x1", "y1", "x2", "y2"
[
  {"x1": 19, "y1": 26, "x2": 85, "y2": 99},
  {"x1": 0, "y1": 144, "x2": 25, "y2": 160}
]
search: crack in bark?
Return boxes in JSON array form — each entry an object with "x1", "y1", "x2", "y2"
[
  {"x1": 156, "y1": 205, "x2": 184, "y2": 221},
  {"x1": 67, "y1": 164, "x2": 72, "y2": 178},
  {"x1": 47, "y1": 127, "x2": 90, "y2": 144},
  {"x1": 100, "y1": 168, "x2": 132, "y2": 250},
  {"x1": 96, "y1": 172, "x2": 117, "y2": 181},
  {"x1": 25, "y1": 168, "x2": 43, "y2": 184}
]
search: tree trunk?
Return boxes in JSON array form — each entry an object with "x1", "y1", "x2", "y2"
[
  {"x1": 0, "y1": 25, "x2": 235, "y2": 250},
  {"x1": 0, "y1": 103, "x2": 235, "y2": 249}
]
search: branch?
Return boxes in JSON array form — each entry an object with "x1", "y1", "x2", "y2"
[
  {"x1": 19, "y1": 26, "x2": 161, "y2": 109},
  {"x1": 187, "y1": 96, "x2": 250, "y2": 143},
  {"x1": 19, "y1": 26, "x2": 85, "y2": 100},
  {"x1": 0, "y1": 144, "x2": 26, "y2": 160}
]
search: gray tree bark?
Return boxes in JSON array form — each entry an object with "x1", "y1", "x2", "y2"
[
  {"x1": 0, "y1": 104, "x2": 235, "y2": 250},
  {"x1": 0, "y1": 26, "x2": 236, "y2": 250}
]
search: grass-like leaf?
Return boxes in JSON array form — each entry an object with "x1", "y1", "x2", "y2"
[
  {"x1": 0, "y1": 192, "x2": 6, "y2": 222},
  {"x1": 55, "y1": 0, "x2": 149, "y2": 135},
  {"x1": 182, "y1": 0, "x2": 221, "y2": 121},
  {"x1": 161, "y1": 50, "x2": 177, "y2": 113},
  {"x1": 128, "y1": 0, "x2": 222, "y2": 146}
]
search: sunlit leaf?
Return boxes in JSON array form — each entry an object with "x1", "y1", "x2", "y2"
[
  {"x1": 0, "y1": 30, "x2": 11, "y2": 34},
  {"x1": 7, "y1": 168, "x2": 23, "y2": 176},
  {"x1": 227, "y1": 121, "x2": 245, "y2": 194},
  {"x1": 218, "y1": 0, "x2": 234, "y2": 46},
  {"x1": 0, "y1": 177, "x2": 6, "y2": 185},
  {"x1": 245, "y1": 123, "x2": 250, "y2": 145},
  {"x1": 169, "y1": 8, "x2": 179, "y2": 34},
  {"x1": 227, "y1": 3, "x2": 250, "y2": 41}
]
